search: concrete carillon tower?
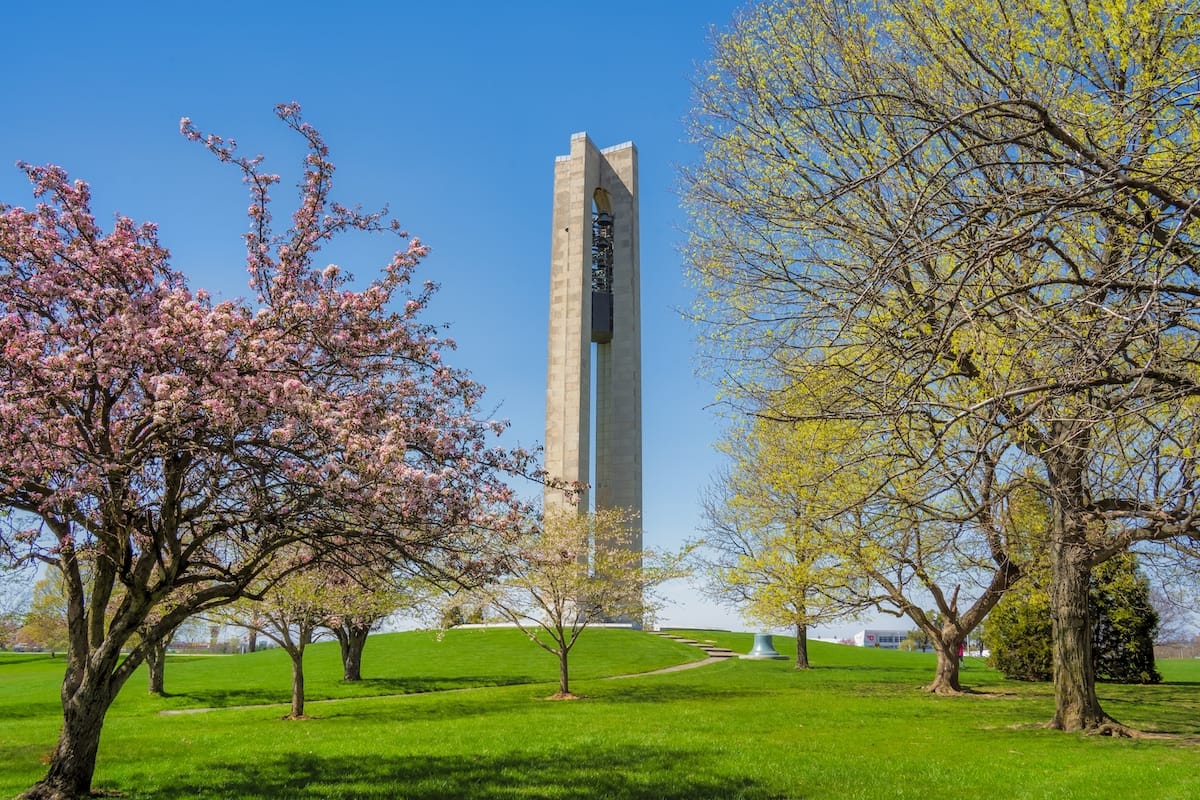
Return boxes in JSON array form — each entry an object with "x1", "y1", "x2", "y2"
[{"x1": 544, "y1": 132, "x2": 643, "y2": 556}]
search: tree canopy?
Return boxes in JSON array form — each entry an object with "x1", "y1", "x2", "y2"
[{"x1": 685, "y1": 0, "x2": 1200, "y2": 733}]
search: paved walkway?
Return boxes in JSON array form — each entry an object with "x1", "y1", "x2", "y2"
[{"x1": 605, "y1": 655, "x2": 725, "y2": 679}]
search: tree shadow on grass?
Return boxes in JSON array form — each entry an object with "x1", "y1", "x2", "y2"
[
  {"x1": 1097, "y1": 683, "x2": 1200, "y2": 736},
  {"x1": 584, "y1": 682, "x2": 761, "y2": 705},
  {"x1": 350, "y1": 675, "x2": 542, "y2": 694},
  {"x1": 144, "y1": 746, "x2": 791, "y2": 800},
  {"x1": 166, "y1": 688, "x2": 293, "y2": 708},
  {"x1": 314, "y1": 691, "x2": 558, "y2": 727},
  {"x1": 167, "y1": 676, "x2": 543, "y2": 710},
  {"x1": 0, "y1": 654, "x2": 61, "y2": 668}
]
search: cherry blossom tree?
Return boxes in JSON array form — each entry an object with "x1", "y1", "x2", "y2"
[{"x1": 0, "y1": 104, "x2": 530, "y2": 800}]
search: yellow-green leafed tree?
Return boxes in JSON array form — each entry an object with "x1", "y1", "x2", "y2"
[
  {"x1": 212, "y1": 553, "x2": 353, "y2": 719},
  {"x1": 703, "y1": 405, "x2": 1028, "y2": 692},
  {"x1": 699, "y1": 417, "x2": 868, "y2": 670},
  {"x1": 230, "y1": 566, "x2": 332, "y2": 719},
  {"x1": 686, "y1": 0, "x2": 1200, "y2": 732},
  {"x1": 20, "y1": 571, "x2": 72, "y2": 657}
]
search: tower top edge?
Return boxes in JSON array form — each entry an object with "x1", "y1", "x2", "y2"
[
  {"x1": 556, "y1": 132, "x2": 637, "y2": 159},
  {"x1": 600, "y1": 141, "x2": 637, "y2": 155}
]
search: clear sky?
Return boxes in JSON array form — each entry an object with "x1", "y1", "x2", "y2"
[{"x1": 1, "y1": 1, "x2": 876, "y2": 636}]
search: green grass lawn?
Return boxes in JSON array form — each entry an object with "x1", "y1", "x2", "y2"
[{"x1": 2, "y1": 628, "x2": 1197, "y2": 799}]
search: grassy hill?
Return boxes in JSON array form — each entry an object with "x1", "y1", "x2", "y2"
[{"x1": 2, "y1": 628, "x2": 1198, "y2": 799}]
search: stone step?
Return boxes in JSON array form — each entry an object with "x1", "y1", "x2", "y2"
[
  {"x1": 650, "y1": 631, "x2": 740, "y2": 659},
  {"x1": 698, "y1": 647, "x2": 737, "y2": 658}
]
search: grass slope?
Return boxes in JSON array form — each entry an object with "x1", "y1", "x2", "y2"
[{"x1": 2, "y1": 628, "x2": 1198, "y2": 799}]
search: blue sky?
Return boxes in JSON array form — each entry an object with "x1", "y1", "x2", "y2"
[{"x1": 1, "y1": 1, "x2": 874, "y2": 635}]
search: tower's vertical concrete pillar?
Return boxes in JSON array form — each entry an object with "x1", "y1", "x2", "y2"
[{"x1": 545, "y1": 133, "x2": 642, "y2": 559}]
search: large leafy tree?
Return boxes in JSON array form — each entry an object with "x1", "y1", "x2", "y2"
[
  {"x1": 0, "y1": 104, "x2": 529, "y2": 799},
  {"x1": 685, "y1": 0, "x2": 1200, "y2": 733}
]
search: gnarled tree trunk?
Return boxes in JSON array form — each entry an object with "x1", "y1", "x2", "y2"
[
  {"x1": 22, "y1": 694, "x2": 111, "y2": 800},
  {"x1": 924, "y1": 637, "x2": 963, "y2": 695},
  {"x1": 22, "y1": 644, "x2": 131, "y2": 800},
  {"x1": 332, "y1": 622, "x2": 370, "y2": 682}
]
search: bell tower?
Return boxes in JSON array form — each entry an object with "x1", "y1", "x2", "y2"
[{"x1": 544, "y1": 132, "x2": 642, "y2": 557}]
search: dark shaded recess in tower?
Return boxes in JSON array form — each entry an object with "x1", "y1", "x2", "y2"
[{"x1": 591, "y1": 209, "x2": 614, "y2": 343}]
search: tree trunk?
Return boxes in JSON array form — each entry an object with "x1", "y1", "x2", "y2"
[
  {"x1": 924, "y1": 640, "x2": 963, "y2": 695},
  {"x1": 1042, "y1": 423, "x2": 1120, "y2": 732},
  {"x1": 334, "y1": 623, "x2": 370, "y2": 682},
  {"x1": 1049, "y1": 531, "x2": 1110, "y2": 731},
  {"x1": 794, "y1": 623, "x2": 810, "y2": 670},
  {"x1": 22, "y1": 555, "x2": 146, "y2": 800},
  {"x1": 21, "y1": 680, "x2": 117, "y2": 799},
  {"x1": 247, "y1": 629, "x2": 257, "y2": 653},
  {"x1": 558, "y1": 648, "x2": 570, "y2": 695},
  {"x1": 288, "y1": 648, "x2": 306, "y2": 719},
  {"x1": 146, "y1": 639, "x2": 166, "y2": 695}
]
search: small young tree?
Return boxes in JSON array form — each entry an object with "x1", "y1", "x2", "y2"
[
  {"x1": 227, "y1": 562, "x2": 334, "y2": 719},
  {"x1": 697, "y1": 464, "x2": 862, "y2": 670},
  {"x1": 475, "y1": 507, "x2": 682, "y2": 698}
]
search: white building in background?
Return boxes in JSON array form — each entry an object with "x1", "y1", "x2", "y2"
[{"x1": 853, "y1": 629, "x2": 908, "y2": 649}]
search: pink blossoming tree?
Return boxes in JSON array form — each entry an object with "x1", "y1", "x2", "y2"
[{"x1": 0, "y1": 104, "x2": 530, "y2": 800}]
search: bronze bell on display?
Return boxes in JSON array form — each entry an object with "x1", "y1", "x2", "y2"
[{"x1": 741, "y1": 633, "x2": 788, "y2": 660}]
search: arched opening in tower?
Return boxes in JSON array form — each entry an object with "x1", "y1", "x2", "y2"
[{"x1": 591, "y1": 188, "x2": 614, "y2": 344}]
